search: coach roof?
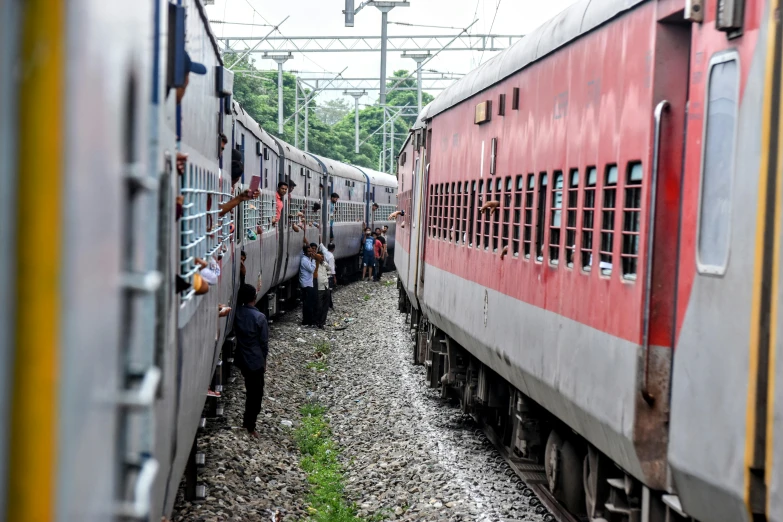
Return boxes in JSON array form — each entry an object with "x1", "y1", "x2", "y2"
[{"x1": 426, "y1": 0, "x2": 646, "y2": 118}]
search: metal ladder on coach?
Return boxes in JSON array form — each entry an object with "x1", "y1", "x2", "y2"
[{"x1": 114, "y1": 151, "x2": 163, "y2": 518}]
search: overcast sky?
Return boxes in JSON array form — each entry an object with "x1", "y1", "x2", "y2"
[{"x1": 205, "y1": 0, "x2": 579, "y2": 104}]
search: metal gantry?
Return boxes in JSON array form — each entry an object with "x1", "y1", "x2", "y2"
[{"x1": 218, "y1": 33, "x2": 522, "y2": 53}]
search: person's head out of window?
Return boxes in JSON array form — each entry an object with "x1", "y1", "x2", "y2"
[
  {"x1": 277, "y1": 181, "x2": 289, "y2": 198},
  {"x1": 219, "y1": 134, "x2": 228, "y2": 157},
  {"x1": 313, "y1": 202, "x2": 321, "y2": 212},
  {"x1": 330, "y1": 193, "x2": 340, "y2": 203},
  {"x1": 231, "y1": 148, "x2": 243, "y2": 186},
  {"x1": 372, "y1": 203, "x2": 379, "y2": 211},
  {"x1": 238, "y1": 283, "x2": 257, "y2": 307},
  {"x1": 176, "y1": 51, "x2": 207, "y2": 104}
]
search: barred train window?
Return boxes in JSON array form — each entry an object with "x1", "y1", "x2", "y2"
[
  {"x1": 468, "y1": 181, "x2": 476, "y2": 246},
  {"x1": 535, "y1": 172, "x2": 548, "y2": 261},
  {"x1": 513, "y1": 175, "x2": 523, "y2": 257},
  {"x1": 621, "y1": 163, "x2": 643, "y2": 279},
  {"x1": 600, "y1": 165, "x2": 618, "y2": 276},
  {"x1": 549, "y1": 171, "x2": 563, "y2": 265},
  {"x1": 565, "y1": 169, "x2": 579, "y2": 268},
  {"x1": 581, "y1": 167, "x2": 597, "y2": 271},
  {"x1": 698, "y1": 53, "x2": 738, "y2": 274},
  {"x1": 523, "y1": 174, "x2": 535, "y2": 258},
  {"x1": 502, "y1": 176, "x2": 512, "y2": 251}
]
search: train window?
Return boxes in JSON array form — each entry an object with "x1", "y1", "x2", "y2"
[
  {"x1": 524, "y1": 174, "x2": 535, "y2": 258},
  {"x1": 565, "y1": 169, "x2": 579, "y2": 268},
  {"x1": 512, "y1": 175, "x2": 523, "y2": 257},
  {"x1": 535, "y1": 172, "x2": 548, "y2": 261},
  {"x1": 462, "y1": 182, "x2": 470, "y2": 245},
  {"x1": 582, "y1": 167, "x2": 597, "y2": 271},
  {"x1": 482, "y1": 179, "x2": 492, "y2": 250},
  {"x1": 288, "y1": 164, "x2": 291, "y2": 178},
  {"x1": 429, "y1": 185, "x2": 435, "y2": 237},
  {"x1": 599, "y1": 165, "x2": 618, "y2": 275},
  {"x1": 498, "y1": 94, "x2": 506, "y2": 116},
  {"x1": 698, "y1": 53, "x2": 738, "y2": 274},
  {"x1": 621, "y1": 162, "x2": 643, "y2": 280},
  {"x1": 445, "y1": 183, "x2": 451, "y2": 241},
  {"x1": 476, "y1": 180, "x2": 484, "y2": 248},
  {"x1": 512, "y1": 87, "x2": 520, "y2": 110},
  {"x1": 449, "y1": 182, "x2": 456, "y2": 242},
  {"x1": 264, "y1": 168, "x2": 269, "y2": 188},
  {"x1": 549, "y1": 171, "x2": 563, "y2": 265},
  {"x1": 264, "y1": 147, "x2": 269, "y2": 160},
  {"x1": 469, "y1": 181, "x2": 477, "y2": 247},
  {"x1": 502, "y1": 176, "x2": 512, "y2": 252}
]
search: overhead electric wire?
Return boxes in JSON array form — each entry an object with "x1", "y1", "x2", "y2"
[
  {"x1": 210, "y1": 20, "x2": 274, "y2": 27},
  {"x1": 388, "y1": 21, "x2": 467, "y2": 30},
  {"x1": 479, "y1": 0, "x2": 503, "y2": 65}
]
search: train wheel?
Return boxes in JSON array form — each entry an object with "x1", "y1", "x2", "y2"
[{"x1": 545, "y1": 430, "x2": 586, "y2": 517}]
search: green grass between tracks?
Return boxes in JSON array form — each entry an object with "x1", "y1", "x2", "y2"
[{"x1": 295, "y1": 402, "x2": 366, "y2": 522}]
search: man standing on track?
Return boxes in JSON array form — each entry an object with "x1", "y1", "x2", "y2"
[
  {"x1": 233, "y1": 284, "x2": 269, "y2": 439},
  {"x1": 318, "y1": 242, "x2": 337, "y2": 310},
  {"x1": 300, "y1": 236, "x2": 318, "y2": 326},
  {"x1": 373, "y1": 227, "x2": 386, "y2": 282},
  {"x1": 361, "y1": 227, "x2": 375, "y2": 282}
]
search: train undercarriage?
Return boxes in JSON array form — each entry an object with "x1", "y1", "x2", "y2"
[{"x1": 398, "y1": 284, "x2": 689, "y2": 522}]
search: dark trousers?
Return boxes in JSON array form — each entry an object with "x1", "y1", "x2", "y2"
[
  {"x1": 373, "y1": 258, "x2": 384, "y2": 280},
  {"x1": 240, "y1": 366, "x2": 265, "y2": 432},
  {"x1": 302, "y1": 286, "x2": 317, "y2": 325},
  {"x1": 317, "y1": 289, "x2": 330, "y2": 326}
]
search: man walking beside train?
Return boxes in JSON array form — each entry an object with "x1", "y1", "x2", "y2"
[{"x1": 233, "y1": 284, "x2": 269, "y2": 439}]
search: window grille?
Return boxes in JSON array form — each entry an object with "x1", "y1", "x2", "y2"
[
  {"x1": 180, "y1": 164, "x2": 207, "y2": 302},
  {"x1": 581, "y1": 167, "x2": 597, "y2": 271},
  {"x1": 513, "y1": 175, "x2": 523, "y2": 257},
  {"x1": 468, "y1": 181, "x2": 476, "y2": 247},
  {"x1": 523, "y1": 174, "x2": 535, "y2": 258},
  {"x1": 621, "y1": 163, "x2": 643, "y2": 280},
  {"x1": 549, "y1": 171, "x2": 563, "y2": 265},
  {"x1": 565, "y1": 169, "x2": 579, "y2": 268},
  {"x1": 492, "y1": 177, "x2": 502, "y2": 252},
  {"x1": 599, "y1": 165, "x2": 618, "y2": 275},
  {"x1": 502, "y1": 176, "x2": 512, "y2": 251},
  {"x1": 535, "y1": 172, "x2": 548, "y2": 261}
]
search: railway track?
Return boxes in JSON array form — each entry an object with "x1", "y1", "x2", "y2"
[{"x1": 478, "y1": 422, "x2": 583, "y2": 522}]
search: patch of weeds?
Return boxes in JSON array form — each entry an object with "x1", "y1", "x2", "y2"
[
  {"x1": 314, "y1": 340, "x2": 331, "y2": 356},
  {"x1": 382, "y1": 280, "x2": 395, "y2": 288},
  {"x1": 295, "y1": 403, "x2": 366, "y2": 522},
  {"x1": 306, "y1": 360, "x2": 328, "y2": 372},
  {"x1": 362, "y1": 294, "x2": 371, "y2": 301}
]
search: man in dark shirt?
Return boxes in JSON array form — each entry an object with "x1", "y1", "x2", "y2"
[{"x1": 233, "y1": 284, "x2": 269, "y2": 438}]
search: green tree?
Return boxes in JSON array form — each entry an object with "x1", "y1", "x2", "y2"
[
  {"x1": 316, "y1": 98, "x2": 351, "y2": 126},
  {"x1": 226, "y1": 55, "x2": 434, "y2": 173}
]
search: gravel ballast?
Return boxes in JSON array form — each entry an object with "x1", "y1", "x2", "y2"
[{"x1": 172, "y1": 271, "x2": 545, "y2": 522}]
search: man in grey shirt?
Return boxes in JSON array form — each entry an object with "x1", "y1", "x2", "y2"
[{"x1": 234, "y1": 284, "x2": 269, "y2": 438}]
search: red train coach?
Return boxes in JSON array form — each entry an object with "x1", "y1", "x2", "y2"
[{"x1": 395, "y1": 0, "x2": 783, "y2": 521}]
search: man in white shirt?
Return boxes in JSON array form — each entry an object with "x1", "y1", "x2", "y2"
[
  {"x1": 315, "y1": 252, "x2": 331, "y2": 329},
  {"x1": 319, "y1": 242, "x2": 337, "y2": 311}
]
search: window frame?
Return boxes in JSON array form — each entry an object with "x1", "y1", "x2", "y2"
[{"x1": 695, "y1": 50, "x2": 740, "y2": 276}]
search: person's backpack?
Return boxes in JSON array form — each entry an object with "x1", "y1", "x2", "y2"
[{"x1": 364, "y1": 236, "x2": 374, "y2": 252}]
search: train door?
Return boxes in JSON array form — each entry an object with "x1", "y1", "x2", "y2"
[{"x1": 668, "y1": 1, "x2": 770, "y2": 521}]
